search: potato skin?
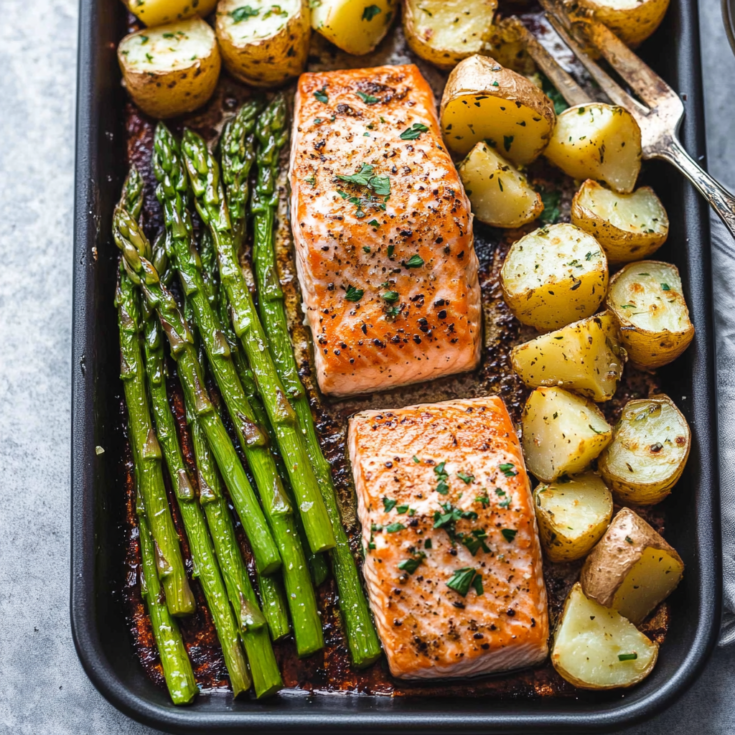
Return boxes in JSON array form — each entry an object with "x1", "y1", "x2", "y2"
[
  {"x1": 440, "y1": 55, "x2": 556, "y2": 161},
  {"x1": 216, "y1": 0, "x2": 310, "y2": 87},
  {"x1": 606, "y1": 260, "x2": 694, "y2": 369},
  {"x1": 580, "y1": 508, "x2": 684, "y2": 623},
  {"x1": 577, "y1": 0, "x2": 671, "y2": 47},
  {"x1": 118, "y1": 20, "x2": 220, "y2": 120},
  {"x1": 598, "y1": 395, "x2": 690, "y2": 505},
  {"x1": 123, "y1": 0, "x2": 218, "y2": 28},
  {"x1": 571, "y1": 180, "x2": 668, "y2": 263}
]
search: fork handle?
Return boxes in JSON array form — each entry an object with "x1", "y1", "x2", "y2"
[{"x1": 655, "y1": 137, "x2": 735, "y2": 241}]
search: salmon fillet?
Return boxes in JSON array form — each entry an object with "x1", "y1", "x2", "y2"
[
  {"x1": 290, "y1": 64, "x2": 482, "y2": 398},
  {"x1": 348, "y1": 395, "x2": 549, "y2": 680}
]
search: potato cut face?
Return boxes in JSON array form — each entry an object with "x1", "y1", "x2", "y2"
[
  {"x1": 552, "y1": 583, "x2": 658, "y2": 690},
  {"x1": 120, "y1": 19, "x2": 216, "y2": 73},
  {"x1": 459, "y1": 143, "x2": 542, "y2": 228},
  {"x1": 572, "y1": 181, "x2": 668, "y2": 263},
  {"x1": 545, "y1": 104, "x2": 642, "y2": 193},
  {"x1": 311, "y1": 0, "x2": 396, "y2": 55},
  {"x1": 522, "y1": 388, "x2": 612, "y2": 483},
  {"x1": 612, "y1": 547, "x2": 684, "y2": 624},
  {"x1": 404, "y1": 0, "x2": 496, "y2": 68},
  {"x1": 599, "y1": 396, "x2": 690, "y2": 504},
  {"x1": 501, "y1": 223, "x2": 608, "y2": 330},
  {"x1": 534, "y1": 472, "x2": 613, "y2": 561},
  {"x1": 218, "y1": 0, "x2": 301, "y2": 44},
  {"x1": 125, "y1": 0, "x2": 218, "y2": 28},
  {"x1": 511, "y1": 312, "x2": 626, "y2": 401}
]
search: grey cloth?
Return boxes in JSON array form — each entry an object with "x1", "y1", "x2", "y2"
[{"x1": 713, "y1": 215, "x2": 735, "y2": 645}]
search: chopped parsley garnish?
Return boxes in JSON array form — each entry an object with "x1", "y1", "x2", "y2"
[
  {"x1": 433, "y1": 502, "x2": 478, "y2": 542},
  {"x1": 314, "y1": 86, "x2": 329, "y2": 103},
  {"x1": 387, "y1": 245, "x2": 395, "y2": 258},
  {"x1": 396, "y1": 504, "x2": 410, "y2": 514},
  {"x1": 305, "y1": 175, "x2": 316, "y2": 187},
  {"x1": 345, "y1": 285, "x2": 364, "y2": 302},
  {"x1": 398, "y1": 553, "x2": 425, "y2": 574},
  {"x1": 356, "y1": 90, "x2": 380, "y2": 104},
  {"x1": 589, "y1": 424, "x2": 605, "y2": 435},
  {"x1": 499, "y1": 462, "x2": 517, "y2": 477},
  {"x1": 539, "y1": 188, "x2": 562, "y2": 225},
  {"x1": 231, "y1": 5, "x2": 259, "y2": 21},
  {"x1": 661, "y1": 283, "x2": 671, "y2": 291},
  {"x1": 337, "y1": 163, "x2": 391, "y2": 198},
  {"x1": 382, "y1": 291, "x2": 399, "y2": 303},
  {"x1": 424, "y1": 538, "x2": 433, "y2": 549},
  {"x1": 369, "y1": 175, "x2": 391, "y2": 196},
  {"x1": 501, "y1": 528, "x2": 517, "y2": 543},
  {"x1": 503, "y1": 135, "x2": 514, "y2": 152},
  {"x1": 382, "y1": 497, "x2": 397, "y2": 512},
  {"x1": 413, "y1": 455, "x2": 421, "y2": 463},
  {"x1": 362, "y1": 4, "x2": 382, "y2": 21},
  {"x1": 400, "y1": 122, "x2": 430, "y2": 141},
  {"x1": 476, "y1": 493, "x2": 490, "y2": 508},
  {"x1": 434, "y1": 461, "x2": 449, "y2": 495},
  {"x1": 405, "y1": 254, "x2": 424, "y2": 268},
  {"x1": 386, "y1": 522, "x2": 406, "y2": 533},
  {"x1": 618, "y1": 653, "x2": 638, "y2": 661},
  {"x1": 363, "y1": 246, "x2": 371, "y2": 253},
  {"x1": 462, "y1": 529, "x2": 490, "y2": 556},
  {"x1": 262, "y1": 4, "x2": 288, "y2": 18},
  {"x1": 457, "y1": 471, "x2": 475, "y2": 484},
  {"x1": 368, "y1": 219, "x2": 380, "y2": 228},
  {"x1": 446, "y1": 567, "x2": 483, "y2": 597}
]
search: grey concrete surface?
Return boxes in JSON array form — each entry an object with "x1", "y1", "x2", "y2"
[{"x1": 0, "y1": 1, "x2": 733, "y2": 733}]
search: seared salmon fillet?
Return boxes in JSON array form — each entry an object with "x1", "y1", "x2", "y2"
[
  {"x1": 290, "y1": 64, "x2": 482, "y2": 398},
  {"x1": 348, "y1": 395, "x2": 549, "y2": 680}
]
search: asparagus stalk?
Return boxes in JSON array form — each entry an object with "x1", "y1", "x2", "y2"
[
  {"x1": 250, "y1": 96, "x2": 382, "y2": 668},
  {"x1": 181, "y1": 123, "x2": 336, "y2": 556},
  {"x1": 136, "y1": 492, "x2": 198, "y2": 705},
  {"x1": 116, "y1": 263, "x2": 195, "y2": 617},
  {"x1": 198, "y1": 229, "x2": 292, "y2": 641},
  {"x1": 113, "y1": 202, "x2": 281, "y2": 577},
  {"x1": 153, "y1": 129, "x2": 323, "y2": 657},
  {"x1": 139, "y1": 266, "x2": 252, "y2": 697}
]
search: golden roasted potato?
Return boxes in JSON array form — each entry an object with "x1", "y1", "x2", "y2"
[
  {"x1": 440, "y1": 55, "x2": 556, "y2": 162},
  {"x1": 216, "y1": 0, "x2": 310, "y2": 87},
  {"x1": 118, "y1": 18, "x2": 220, "y2": 120},
  {"x1": 552, "y1": 583, "x2": 659, "y2": 690},
  {"x1": 501, "y1": 223, "x2": 608, "y2": 331},
  {"x1": 511, "y1": 312, "x2": 626, "y2": 401},
  {"x1": 599, "y1": 395, "x2": 690, "y2": 505},
  {"x1": 606, "y1": 260, "x2": 694, "y2": 369},
  {"x1": 310, "y1": 0, "x2": 397, "y2": 56},
  {"x1": 521, "y1": 387, "x2": 613, "y2": 483},
  {"x1": 534, "y1": 471, "x2": 613, "y2": 562},
  {"x1": 581, "y1": 508, "x2": 685, "y2": 625},
  {"x1": 458, "y1": 142, "x2": 543, "y2": 228},
  {"x1": 571, "y1": 180, "x2": 669, "y2": 263},
  {"x1": 545, "y1": 104, "x2": 642, "y2": 193},
  {"x1": 123, "y1": 0, "x2": 218, "y2": 28},
  {"x1": 576, "y1": 0, "x2": 671, "y2": 47},
  {"x1": 402, "y1": 0, "x2": 497, "y2": 71}
]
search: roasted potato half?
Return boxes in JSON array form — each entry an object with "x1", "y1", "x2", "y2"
[
  {"x1": 511, "y1": 312, "x2": 626, "y2": 401},
  {"x1": 552, "y1": 583, "x2": 659, "y2": 690},
  {"x1": 522, "y1": 387, "x2": 613, "y2": 483},
  {"x1": 216, "y1": 0, "x2": 310, "y2": 87},
  {"x1": 440, "y1": 55, "x2": 556, "y2": 162},
  {"x1": 501, "y1": 222, "x2": 608, "y2": 331},
  {"x1": 571, "y1": 180, "x2": 669, "y2": 263},
  {"x1": 599, "y1": 395, "x2": 690, "y2": 505},
  {"x1": 581, "y1": 508, "x2": 685, "y2": 625},
  {"x1": 534, "y1": 472, "x2": 613, "y2": 562},
  {"x1": 123, "y1": 0, "x2": 218, "y2": 28},
  {"x1": 310, "y1": 0, "x2": 397, "y2": 56},
  {"x1": 545, "y1": 104, "x2": 642, "y2": 194},
  {"x1": 577, "y1": 0, "x2": 670, "y2": 47},
  {"x1": 118, "y1": 18, "x2": 220, "y2": 120},
  {"x1": 458, "y1": 142, "x2": 543, "y2": 229},
  {"x1": 403, "y1": 0, "x2": 497, "y2": 71},
  {"x1": 607, "y1": 260, "x2": 694, "y2": 369}
]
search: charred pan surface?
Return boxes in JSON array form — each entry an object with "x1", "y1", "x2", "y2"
[{"x1": 120, "y1": 10, "x2": 667, "y2": 701}]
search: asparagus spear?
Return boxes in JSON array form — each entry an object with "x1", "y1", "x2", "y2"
[
  {"x1": 136, "y1": 492, "x2": 198, "y2": 705},
  {"x1": 113, "y1": 202, "x2": 281, "y2": 577},
  {"x1": 116, "y1": 263, "x2": 195, "y2": 617},
  {"x1": 153, "y1": 129, "x2": 323, "y2": 657},
  {"x1": 181, "y1": 124, "x2": 336, "y2": 556},
  {"x1": 248, "y1": 96, "x2": 382, "y2": 668},
  {"x1": 198, "y1": 229, "x2": 292, "y2": 641},
  {"x1": 138, "y1": 264, "x2": 252, "y2": 697}
]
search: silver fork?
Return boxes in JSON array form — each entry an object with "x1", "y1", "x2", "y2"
[{"x1": 522, "y1": 0, "x2": 735, "y2": 247}]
